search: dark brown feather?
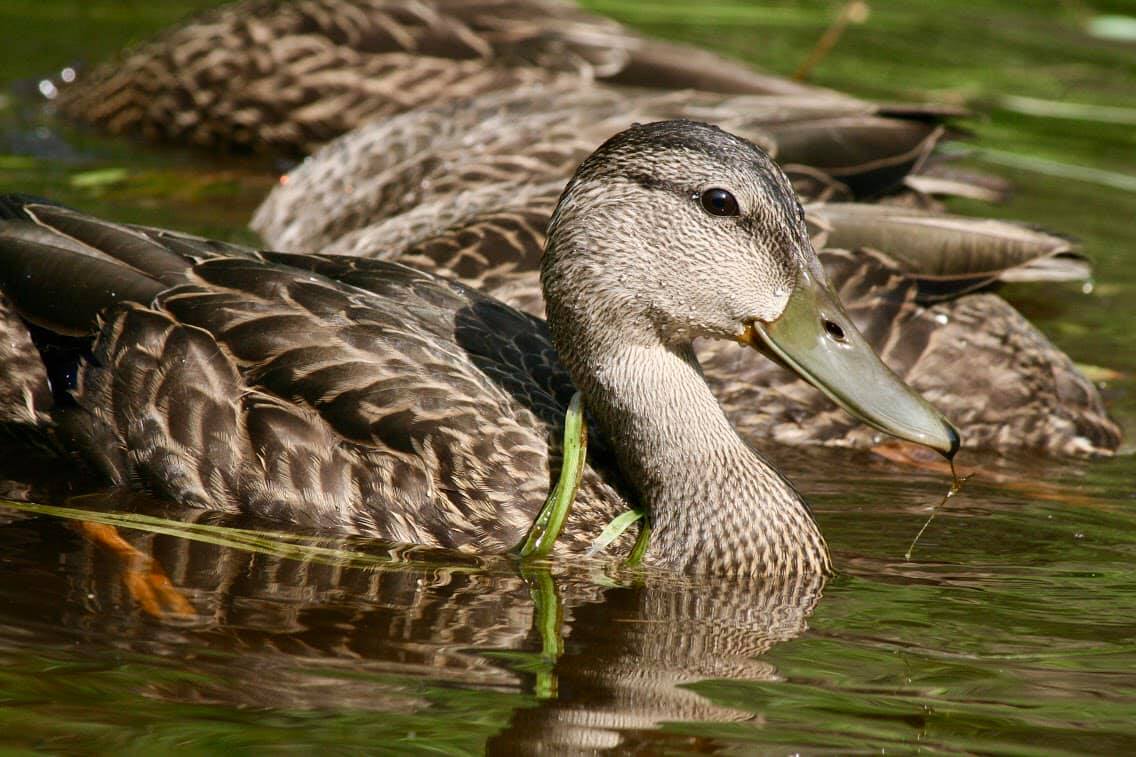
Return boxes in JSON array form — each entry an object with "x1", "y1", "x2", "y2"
[{"x1": 0, "y1": 291, "x2": 52, "y2": 429}]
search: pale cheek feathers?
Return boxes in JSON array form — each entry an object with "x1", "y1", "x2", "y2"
[
  {"x1": 653, "y1": 217, "x2": 796, "y2": 332},
  {"x1": 551, "y1": 180, "x2": 798, "y2": 335}
]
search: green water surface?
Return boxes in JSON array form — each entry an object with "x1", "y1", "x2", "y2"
[{"x1": 0, "y1": 0, "x2": 1134, "y2": 753}]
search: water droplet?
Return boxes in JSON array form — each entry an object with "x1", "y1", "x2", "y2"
[
  {"x1": 848, "y1": 1, "x2": 870, "y2": 24},
  {"x1": 934, "y1": 312, "x2": 949, "y2": 325},
  {"x1": 37, "y1": 79, "x2": 57, "y2": 99},
  {"x1": 1081, "y1": 280, "x2": 1095, "y2": 295},
  {"x1": 60, "y1": 67, "x2": 76, "y2": 83}
]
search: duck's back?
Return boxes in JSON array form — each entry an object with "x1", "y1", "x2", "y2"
[
  {"x1": 0, "y1": 200, "x2": 632, "y2": 552},
  {"x1": 57, "y1": 0, "x2": 828, "y2": 155}
]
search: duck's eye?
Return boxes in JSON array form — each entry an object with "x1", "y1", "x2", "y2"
[
  {"x1": 699, "y1": 188, "x2": 740, "y2": 217},
  {"x1": 823, "y1": 319, "x2": 846, "y2": 342}
]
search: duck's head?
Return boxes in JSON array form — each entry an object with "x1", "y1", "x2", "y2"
[{"x1": 543, "y1": 120, "x2": 959, "y2": 457}]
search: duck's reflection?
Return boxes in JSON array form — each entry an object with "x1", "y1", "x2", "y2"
[
  {"x1": 490, "y1": 571, "x2": 824, "y2": 752},
  {"x1": 2, "y1": 505, "x2": 824, "y2": 750}
]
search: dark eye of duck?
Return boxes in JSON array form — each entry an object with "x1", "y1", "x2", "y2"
[
  {"x1": 823, "y1": 319, "x2": 846, "y2": 342},
  {"x1": 699, "y1": 188, "x2": 740, "y2": 217}
]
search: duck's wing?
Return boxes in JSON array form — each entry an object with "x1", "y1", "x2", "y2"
[{"x1": 0, "y1": 200, "x2": 632, "y2": 551}]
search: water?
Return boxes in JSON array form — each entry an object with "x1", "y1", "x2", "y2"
[{"x1": 1, "y1": 1, "x2": 1134, "y2": 752}]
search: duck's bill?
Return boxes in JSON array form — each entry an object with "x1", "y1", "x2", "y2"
[{"x1": 744, "y1": 268, "x2": 961, "y2": 458}]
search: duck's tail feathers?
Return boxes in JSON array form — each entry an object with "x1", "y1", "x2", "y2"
[
  {"x1": 0, "y1": 193, "x2": 72, "y2": 220},
  {"x1": 808, "y1": 202, "x2": 1090, "y2": 300},
  {"x1": 0, "y1": 197, "x2": 191, "y2": 336},
  {"x1": 777, "y1": 118, "x2": 945, "y2": 200}
]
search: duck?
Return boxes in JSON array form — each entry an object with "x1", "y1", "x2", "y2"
[
  {"x1": 0, "y1": 121, "x2": 959, "y2": 577},
  {"x1": 55, "y1": 0, "x2": 944, "y2": 158},
  {"x1": 252, "y1": 84, "x2": 1121, "y2": 456}
]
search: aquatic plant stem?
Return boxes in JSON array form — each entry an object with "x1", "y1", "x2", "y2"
[
  {"x1": 517, "y1": 392, "x2": 588, "y2": 559},
  {"x1": 626, "y1": 520, "x2": 652, "y2": 567},
  {"x1": 794, "y1": 0, "x2": 869, "y2": 81},
  {"x1": 587, "y1": 509, "x2": 642, "y2": 556},
  {"x1": 522, "y1": 566, "x2": 564, "y2": 699},
  {"x1": 587, "y1": 507, "x2": 652, "y2": 566},
  {"x1": 905, "y1": 459, "x2": 971, "y2": 560}
]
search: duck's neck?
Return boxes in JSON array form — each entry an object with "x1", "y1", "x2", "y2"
[{"x1": 559, "y1": 327, "x2": 831, "y2": 576}]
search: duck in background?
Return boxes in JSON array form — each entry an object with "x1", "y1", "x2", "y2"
[
  {"x1": 56, "y1": 0, "x2": 888, "y2": 156},
  {"x1": 253, "y1": 84, "x2": 1120, "y2": 457}
]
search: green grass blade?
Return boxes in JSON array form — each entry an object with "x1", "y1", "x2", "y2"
[{"x1": 516, "y1": 392, "x2": 588, "y2": 559}]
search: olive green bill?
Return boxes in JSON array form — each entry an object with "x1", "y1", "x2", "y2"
[{"x1": 743, "y1": 267, "x2": 961, "y2": 458}]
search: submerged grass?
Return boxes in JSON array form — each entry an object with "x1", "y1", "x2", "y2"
[{"x1": 0, "y1": 498, "x2": 536, "y2": 583}]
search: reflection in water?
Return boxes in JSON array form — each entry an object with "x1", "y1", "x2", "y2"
[
  {"x1": 491, "y1": 572, "x2": 824, "y2": 753},
  {"x1": 0, "y1": 499, "x2": 824, "y2": 751}
]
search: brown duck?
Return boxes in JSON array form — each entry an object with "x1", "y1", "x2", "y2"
[
  {"x1": 0, "y1": 122, "x2": 958, "y2": 576},
  {"x1": 253, "y1": 85, "x2": 1120, "y2": 456},
  {"x1": 55, "y1": 0, "x2": 948, "y2": 159}
]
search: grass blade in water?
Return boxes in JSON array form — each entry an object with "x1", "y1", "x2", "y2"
[
  {"x1": 517, "y1": 392, "x2": 588, "y2": 559},
  {"x1": 904, "y1": 459, "x2": 972, "y2": 561}
]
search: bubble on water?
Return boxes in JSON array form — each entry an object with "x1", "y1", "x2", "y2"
[
  {"x1": 60, "y1": 67, "x2": 76, "y2": 83},
  {"x1": 38, "y1": 79, "x2": 57, "y2": 99},
  {"x1": 1082, "y1": 280, "x2": 1095, "y2": 295}
]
